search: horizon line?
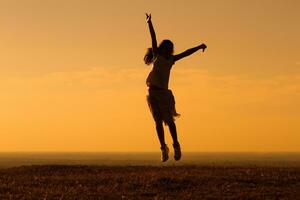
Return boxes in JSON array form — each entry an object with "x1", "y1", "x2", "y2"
[{"x1": 1, "y1": 151, "x2": 300, "y2": 154}]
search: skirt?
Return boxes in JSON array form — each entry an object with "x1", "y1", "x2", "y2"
[{"x1": 146, "y1": 89, "x2": 180, "y2": 124}]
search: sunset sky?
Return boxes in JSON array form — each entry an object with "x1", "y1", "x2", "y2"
[{"x1": 1, "y1": 0, "x2": 300, "y2": 152}]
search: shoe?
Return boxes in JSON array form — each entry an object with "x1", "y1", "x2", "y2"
[
  {"x1": 160, "y1": 145, "x2": 169, "y2": 162},
  {"x1": 173, "y1": 142, "x2": 181, "y2": 161}
]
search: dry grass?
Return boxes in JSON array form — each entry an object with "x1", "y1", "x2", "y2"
[{"x1": 0, "y1": 165, "x2": 299, "y2": 199}]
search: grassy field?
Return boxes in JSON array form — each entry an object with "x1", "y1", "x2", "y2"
[{"x1": 0, "y1": 165, "x2": 299, "y2": 199}]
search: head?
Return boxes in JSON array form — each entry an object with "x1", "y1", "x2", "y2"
[
  {"x1": 158, "y1": 40, "x2": 174, "y2": 57},
  {"x1": 144, "y1": 39, "x2": 174, "y2": 65}
]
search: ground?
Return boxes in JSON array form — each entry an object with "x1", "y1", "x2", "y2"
[{"x1": 0, "y1": 165, "x2": 299, "y2": 199}]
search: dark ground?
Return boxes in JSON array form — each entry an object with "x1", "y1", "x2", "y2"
[{"x1": 0, "y1": 165, "x2": 299, "y2": 200}]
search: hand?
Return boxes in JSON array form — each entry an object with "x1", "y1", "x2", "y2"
[
  {"x1": 146, "y1": 13, "x2": 152, "y2": 23},
  {"x1": 199, "y1": 43, "x2": 207, "y2": 52}
]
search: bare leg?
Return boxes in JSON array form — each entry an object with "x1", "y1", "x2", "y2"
[
  {"x1": 155, "y1": 120, "x2": 169, "y2": 162},
  {"x1": 155, "y1": 120, "x2": 166, "y2": 147},
  {"x1": 167, "y1": 120, "x2": 181, "y2": 161},
  {"x1": 167, "y1": 120, "x2": 179, "y2": 145}
]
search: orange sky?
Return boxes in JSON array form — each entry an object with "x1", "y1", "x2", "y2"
[{"x1": 1, "y1": 0, "x2": 300, "y2": 152}]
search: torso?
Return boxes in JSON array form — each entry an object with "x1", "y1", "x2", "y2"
[{"x1": 146, "y1": 54, "x2": 174, "y2": 89}]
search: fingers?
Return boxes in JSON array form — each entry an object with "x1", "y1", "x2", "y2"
[
  {"x1": 200, "y1": 45, "x2": 206, "y2": 52},
  {"x1": 145, "y1": 13, "x2": 151, "y2": 19},
  {"x1": 201, "y1": 44, "x2": 207, "y2": 52}
]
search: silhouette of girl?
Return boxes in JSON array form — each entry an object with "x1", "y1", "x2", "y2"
[{"x1": 144, "y1": 13, "x2": 207, "y2": 162}]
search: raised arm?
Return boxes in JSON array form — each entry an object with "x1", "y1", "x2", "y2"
[
  {"x1": 173, "y1": 43, "x2": 207, "y2": 62},
  {"x1": 146, "y1": 13, "x2": 158, "y2": 55}
]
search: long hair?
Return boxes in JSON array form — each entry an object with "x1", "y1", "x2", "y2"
[
  {"x1": 144, "y1": 40, "x2": 174, "y2": 65},
  {"x1": 144, "y1": 48, "x2": 154, "y2": 65}
]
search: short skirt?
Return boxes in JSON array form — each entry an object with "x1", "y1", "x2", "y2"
[{"x1": 146, "y1": 89, "x2": 180, "y2": 124}]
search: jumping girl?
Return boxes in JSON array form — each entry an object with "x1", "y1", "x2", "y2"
[{"x1": 144, "y1": 13, "x2": 207, "y2": 162}]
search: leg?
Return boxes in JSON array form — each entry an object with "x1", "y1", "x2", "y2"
[
  {"x1": 147, "y1": 93, "x2": 169, "y2": 162},
  {"x1": 167, "y1": 120, "x2": 181, "y2": 161},
  {"x1": 155, "y1": 120, "x2": 169, "y2": 162},
  {"x1": 167, "y1": 120, "x2": 179, "y2": 145},
  {"x1": 155, "y1": 120, "x2": 166, "y2": 147}
]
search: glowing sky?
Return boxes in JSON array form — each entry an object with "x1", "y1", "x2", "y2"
[{"x1": 1, "y1": 0, "x2": 300, "y2": 151}]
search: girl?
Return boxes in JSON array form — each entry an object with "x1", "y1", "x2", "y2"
[{"x1": 145, "y1": 13, "x2": 207, "y2": 162}]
